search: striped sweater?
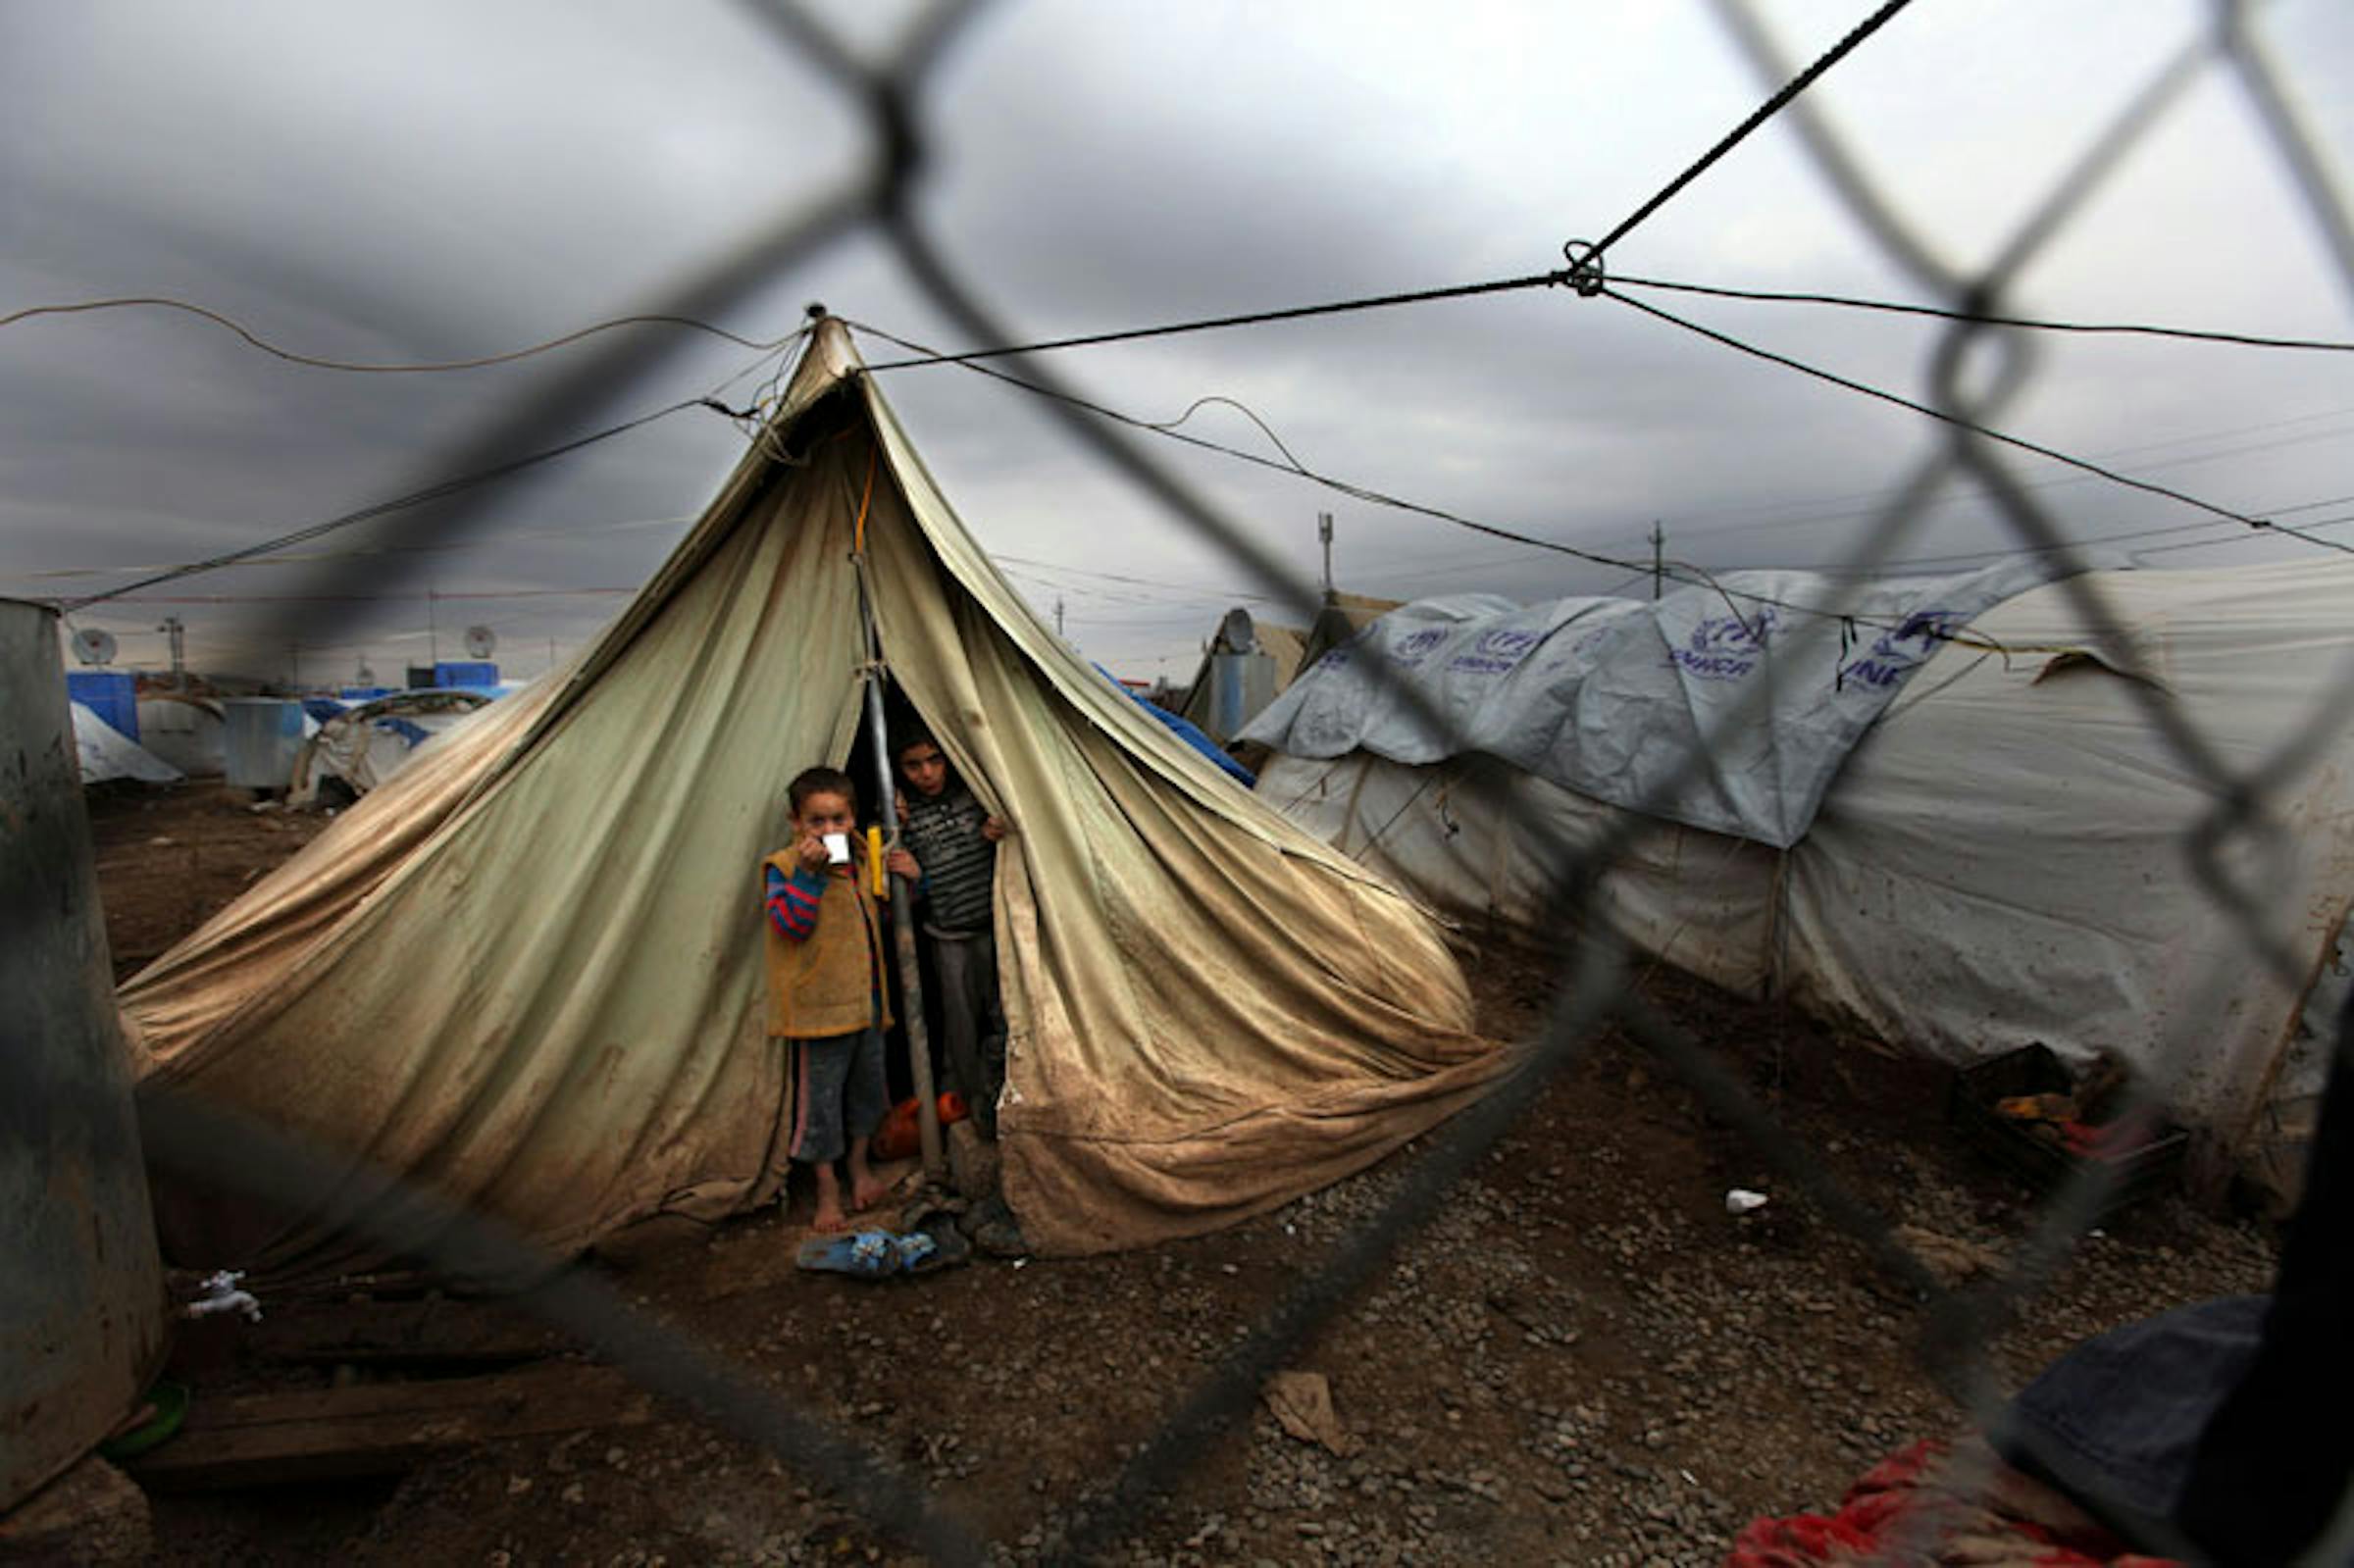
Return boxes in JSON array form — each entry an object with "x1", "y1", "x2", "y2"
[{"x1": 901, "y1": 787, "x2": 997, "y2": 936}]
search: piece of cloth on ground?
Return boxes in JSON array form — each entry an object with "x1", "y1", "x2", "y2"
[
  {"x1": 1724, "y1": 1438, "x2": 2181, "y2": 1567},
  {"x1": 793, "y1": 1225, "x2": 967, "y2": 1278},
  {"x1": 1994, "y1": 1294, "x2": 2265, "y2": 1539},
  {"x1": 930, "y1": 929, "x2": 1004, "y2": 1136},
  {"x1": 787, "y1": 1027, "x2": 889, "y2": 1166}
]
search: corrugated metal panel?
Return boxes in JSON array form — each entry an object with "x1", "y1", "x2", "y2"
[{"x1": 222, "y1": 697, "x2": 306, "y2": 789}]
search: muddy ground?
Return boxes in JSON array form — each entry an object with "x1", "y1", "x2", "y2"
[{"x1": 88, "y1": 783, "x2": 2278, "y2": 1566}]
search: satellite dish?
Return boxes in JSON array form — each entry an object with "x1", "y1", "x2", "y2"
[
  {"x1": 72, "y1": 628, "x2": 117, "y2": 667},
  {"x1": 1216, "y1": 607, "x2": 1256, "y2": 654},
  {"x1": 355, "y1": 660, "x2": 378, "y2": 686},
  {"x1": 463, "y1": 625, "x2": 496, "y2": 660}
]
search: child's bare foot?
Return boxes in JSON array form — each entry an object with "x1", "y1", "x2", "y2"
[
  {"x1": 811, "y1": 1166, "x2": 849, "y2": 1234},
  {"x1": 849, "y1": 1156, "x2": 914, "y2": 1211}
]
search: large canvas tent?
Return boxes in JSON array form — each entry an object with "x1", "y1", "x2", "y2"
[
  {"x1": 121, "y1": 321, "x2": 1504, "y2": 1277},
  {"x1": 1246, "y1": 563, "x2": 2354, "y2": 1190}
]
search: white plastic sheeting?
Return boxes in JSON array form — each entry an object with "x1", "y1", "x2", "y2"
[
  {"x1": 136, "y1": 693, "x2": 226, "y2": 777},
  {"x1": 287, "y1": 689, "x2": 493, "y2": 805},
  {"x1": 1242, "y1": 557, "x2": 2081, "y2": 848},
  {"x1": 1256, "y1": 560, "x2": 2354, "y2": 1164},
  {"x1": 73, "y1": 701, "x2": 180, "y2": 785}
]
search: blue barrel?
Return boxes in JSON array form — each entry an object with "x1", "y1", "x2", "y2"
[{"x1": 66, "y1": 669, "x2": 138, "y2": 741}]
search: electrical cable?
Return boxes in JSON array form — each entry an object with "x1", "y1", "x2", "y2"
[
  {"x1": 100, "y1": 586, "x2": 636, "y2": 605},
  {"x1": 1603, "y1": 285, "x2": 2354, "y2": 557},
  {"x1": 1576, "y1": 0, "x2": 1919, "y2": 273},
  {"x1": 64, "y1": 397, "x2": 730, "y2": 611},
  {"x1": 1612, "y1": 272, "x2": 2354, "y2": 354},
  {"x1": 0, "y1": 514, "x2": 702, "y2": 583},
  {"x1": 58, "y1": 333, "x2": 798, "y2": 610},
  {"x1": 858, "y1": 269, "x2": 1573, "y2": 373},
  {"x1": 0, "y1": 295, "x2": 803, "y2": 373},
  {"x1": 845, "y1": 319, "x2": 2045, "y2": 645}
]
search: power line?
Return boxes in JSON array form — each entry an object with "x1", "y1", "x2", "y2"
[
  {"x1": 995, "y1": 554, "x2": 1282, "y2": 604},
  {"x1": 846, "y1": 320, "x2": 2038, "y2": 643},
  {"x1": 858, "y1": 268, "x2": 1573, "y2": 374},
  {"x1": 64, "y1": 397, "x2": 733, "y2": 611},
  {"x1": 0, "y1": 294, "x2": 804, "y2": 374},
  {"x1": 1602, "y1": 285, "x2": 2354, "y2": 558},
  {"x1": 1573, "y1": 0, "x2": 1921, "y2": 274},
  {"x1": 0, "y1": 514, "x2": 701, "y2": 583},
  {"x1": 1613, "y1": 272, "x2": 2354, "y2": 354},
  {"x1": 101, "y1": 586, "x2": 636, "y2": 605},
  {"x1": 862, "y1": 0, "x2": 1919, "y2": 378}
]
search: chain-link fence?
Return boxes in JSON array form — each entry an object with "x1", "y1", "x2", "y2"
[{"x1": 22, "y1": 0, "x2": 2354, "y2": 1561}]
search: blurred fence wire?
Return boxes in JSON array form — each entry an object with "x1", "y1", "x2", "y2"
[{"x1": 32, "y1": 0, "x2": 2354, "y2": 1560}]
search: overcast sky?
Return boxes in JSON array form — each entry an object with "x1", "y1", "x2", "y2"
[{"x1": 4, "y1": 0, "x2": 2351, "y2": 686}]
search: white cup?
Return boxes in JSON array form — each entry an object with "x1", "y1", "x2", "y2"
[{"x1": 822, "y1": 832, "x2": 852, "y2": 864}]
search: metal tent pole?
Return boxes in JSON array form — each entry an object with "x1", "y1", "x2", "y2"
[{"x1": 854, "y1": 580, "x2": 945, "y2": 1187}]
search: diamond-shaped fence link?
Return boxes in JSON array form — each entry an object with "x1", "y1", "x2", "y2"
[{"x1": 26, "y1": 0, "x2": 2354, "y2": 1559}]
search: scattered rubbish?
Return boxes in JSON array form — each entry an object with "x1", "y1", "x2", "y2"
[
  {"x1": 183, "y1": 1269, "x2": 263, "y2": 1323},
  {"x1": 794, "y1": 1224, "x2": 969, "y2": 1279},
  {"x1": 1725, "y1": 1189, "x2": 1769, "y2": 1216},
  {"x1": 1262, "y1": 1371, "x2": 1361, "y2": 1457},
  {"x1": 97, "y1": 1383, "x2": 189, "y2": 1462},
  {"x1": 1951, "y1": 1044, "x2": 2184, "y2": 1212}
]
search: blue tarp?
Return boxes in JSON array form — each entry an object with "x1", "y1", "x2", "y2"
[{"x1": 1097, "y1": 665, "x2": 1254, "y2": 787}]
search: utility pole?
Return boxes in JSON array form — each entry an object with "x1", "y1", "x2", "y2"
[
  {"x1": 288, "y1": 641, "x2": 301, "y2": 688},
  {"x1": 547, "y1": 635, "x2": 557, "y2": 673},
  {"x1": 157, "y1": 616, "x2": 185, "y2": 685},
  {"x1": 1054, "y1": 596, "x2": 1065, "y2": 638},
  {"x1": 1317, "y1": 511, "x2": 1336, "y2": 605},
  {"x1": 1650, "y1": 520, "x2": 1665, "y2": 601}
]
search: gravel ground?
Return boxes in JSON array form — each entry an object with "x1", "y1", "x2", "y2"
[{"x1": 153, "y1": 942, "x2": 2280, "y2": 1567}]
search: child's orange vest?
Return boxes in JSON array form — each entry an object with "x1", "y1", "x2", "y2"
[{"x1": 761, "y1": 853, "x2": 895, "y2": 1038}]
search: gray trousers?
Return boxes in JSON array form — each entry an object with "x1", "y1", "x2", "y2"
[
  {"x1": 786, "y1": 1026, "x2": 888, "y2": 1166},
  {"x1": 929, "y1": 928, "x2": 1004, "y2": 1137}
]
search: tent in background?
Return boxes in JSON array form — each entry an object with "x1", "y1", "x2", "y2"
[
  {"x1": 1175, "y1": 594, "x2": 1398, "y2": 746},
  {"x1": 287, "y1": 687, "x2": 496, "y2": 805},
  {"x1": 74, "y1": 701, "x2": 181, "y2": 786},
  {"x1": 1247, "y1": 564, "x2": 2354, "y2": 1195},
  {"x1": 135, "y1": 691, "x2": 226, "y2": 778},
  {"x1": 121, "y1": 320, "x2": 1504, "y2": 1279}
]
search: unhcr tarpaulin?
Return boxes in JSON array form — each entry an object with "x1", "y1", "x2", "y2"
[
  {"x1": 122, "y1": 321, "x2": 1503, "y2": 1277},
  {"x1": 1254, "y1": 560, "x2": 2354, "y2": 1179},
  {"x1": 1241, "y1": 558, "x2": 2077, "y2": 849}
]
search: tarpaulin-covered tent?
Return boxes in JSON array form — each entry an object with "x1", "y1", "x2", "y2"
[
  {"x1": 73, "y1": 700, "x2": 181, "y2": 785},
  {"x1": 121, "y1": 321, "x2": 1503, "y2": 1277},
  {"x1": 286, "y1": 686, "x2": 494, "y2": 805},
  {"x1": 1175, "y1": 594, "x2": 1399, "y2": 746},
  {"x1": 1245, "y1": 563, "x2": 2354, "y2": 1188},
  {"x1": 135, "y1": 690, "x2": 227, "y2": 777}
]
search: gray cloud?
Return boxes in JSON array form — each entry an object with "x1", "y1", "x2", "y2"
[{"x1": 6, "y1": 0, "x2": 2353, "y2": 686}]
